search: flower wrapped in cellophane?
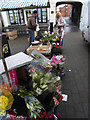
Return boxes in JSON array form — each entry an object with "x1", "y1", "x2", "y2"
[
  {"x1": 50, "y1": 55, "x2": 66, "y2": 76},
  {"x1": 0, "y1": 84, "x2": 14, "y2": 115},
  {"x1": 40, "y1": 31, "x2": 54, "y2": 45}
]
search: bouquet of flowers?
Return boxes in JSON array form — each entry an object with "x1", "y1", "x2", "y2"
[
  {"x1": 24, "y1": 95, "x2": 45, "y2": 119},
  {"x1": 0, "y1": 84, "x2": 14, "y2": 116},
  {"x1": 40, "y1": 31, "x2": 54, "y2": 45},
  {"x1": 50, "y1": 55, "x2": 66, "y2": 76},
  {"x1": 52, "y1": 36, "x2": 62, "y2": 49}
]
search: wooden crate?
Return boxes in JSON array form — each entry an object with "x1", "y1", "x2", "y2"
[{"x1": 27, "y1": 44, "x2": 51, "y2": 55}]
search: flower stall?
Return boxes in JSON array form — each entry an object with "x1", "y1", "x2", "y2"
[{"x1": 0, "y1": 31, "x2": 67, "y2": 119}]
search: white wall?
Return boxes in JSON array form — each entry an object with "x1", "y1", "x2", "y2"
[
  {"x1": 1, "y1": 11, "x2": 11, "y2": 27},
  {"x1": 49, "y1": 0, "x2": 56, "y2": 26},
  {"x1": 24, "y1": 9, "x2": 27, "y2": 25}
]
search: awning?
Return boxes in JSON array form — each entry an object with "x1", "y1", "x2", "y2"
[{"x1": 0, "y1": 0, "x2": 49, "y2": 10}]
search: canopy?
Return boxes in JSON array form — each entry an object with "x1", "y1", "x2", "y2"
[{"x1": 0, "y1": 0, "x2": 48, "y2": 10}]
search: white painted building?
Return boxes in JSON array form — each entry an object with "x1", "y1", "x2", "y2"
[{"x1": 0, "y1": 0, "x2": 85, "y2": 29}]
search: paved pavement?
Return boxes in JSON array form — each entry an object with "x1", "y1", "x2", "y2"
[
  {"x1": 1, "y1": 18, "x2": 88, "y2": 119},
  {"x1": 55, "y1": 18, "x2": 88, "y2": 119}
]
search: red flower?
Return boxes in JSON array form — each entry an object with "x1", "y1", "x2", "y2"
[
  {"x1": 59, "y1": 45, "x2": 62, "y2": 48},
  {"x1": 55, "y1": 45, "x2": 58, "y2": 48},
  {"x1": 44, "y1": 68, "x2": 46, "y2": 71},
  {"x1": 60, "y1": 94, "x2": 63, "y2": 102},
  {"x1": 39, "y1": 40, "x2": 42, "y2": 44},
  {"x1": 46, "y1": 67, "x2": 49, "y2": 70},
  {"x1": 45, "y1": 114, "x2": 50, "y2": 119},
  {"x1": 7, "y1": 109, "x2": 16, "y2": 116},
  {"x1": 43, "y1": 112, "x2": 47, "y2": 116},
  {"x1": 38, "y1": 64, "x2": 41, "y2": 67},
  {"x1": 41, "y1": 114, "x2": 44, "y2": 119}
]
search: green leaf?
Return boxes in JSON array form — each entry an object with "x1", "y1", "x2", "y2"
[
  {"x1": 40, "y1": 78, "x2": 44, "y2": 84},
  {"x1": 27, "y1": 103, "x2": 30, "y2": 109},
  {"x1": 33, "y1": 82, "x2": 37, "y2": 88},
  {"x1": 40, "y1": 84, "x2": 47, "y2": 89},
  {"x1": 34, "y1": 113, "x2": 37, "y2": 119}
]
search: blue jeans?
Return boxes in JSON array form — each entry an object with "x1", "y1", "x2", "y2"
[{"x1": 29, "y1": 29, "x2": 35, "y2": 46}]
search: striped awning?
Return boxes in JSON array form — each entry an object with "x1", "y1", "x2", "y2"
[{"x1": 0, "y1": 0, "x2": 48, "y2": 10}]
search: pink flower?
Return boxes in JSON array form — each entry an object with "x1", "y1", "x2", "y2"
[
  {"x1": 51, "y1": 59, "x2": 56, "y2": 62},
  {"x1": 51, "y1": 62, "x2": 55, "y2": 66},
  {"x1": 52, "y1": 56, "x2": 56, "y2": 59},
  {"x1": 59, "y1": 45, "x2": 62, "y2": 48},
  {"x1": 55, "y1": 60, "x2": 59, "y2": 64},
  {"x1": 56, "y1": 85, "x2": 61, "y2": 89},
  {"x1": 56, "y1": 89, "x2": 62, "y2": 94},
  {"x1": 59, "y1": 62, "x2": 62, "y2": 65},
  {"x1": 39, "y1": 40, "x2": 42, "y2": 44},
  {"x1": 62, "y1": 58, "x2": 66, "y2": 61},
  {"x1": 53, "y1": 97, "x2": 59, "y2": 105}
]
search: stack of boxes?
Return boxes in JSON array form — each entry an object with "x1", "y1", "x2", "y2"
[{"x1": 8, "y1": 30, "x2": 17, "y2": 40}]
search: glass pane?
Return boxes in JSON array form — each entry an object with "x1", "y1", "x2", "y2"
[
  {"x1": 43, "y1": 19, "x2": 46, "y2": 22},
  {"x1": 42, "y1": 12, "x2": 46, "y2": 15},
  {"x1": 9, "y1": 11, "x2": 12, "y2": 13},
  {"x1": 39, "y1": 19, "x2": 41, "y2": 22},
  {"x1": 42, "y1": 8, "x2": 46, "y2": 11},
  {"x1": 42, "y1": 16, "x2": 46, "y2": 19}
]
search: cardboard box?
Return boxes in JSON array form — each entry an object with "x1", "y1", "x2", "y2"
[
  {"x1": 9, "y1": 34, "x2": 17, "y2": 40},
  {"x1": 8, "y1": 30, "x2": 17, "y2": 37}
]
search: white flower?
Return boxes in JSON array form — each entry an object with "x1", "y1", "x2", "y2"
[
  {"x1": 44, "y1": 31, "x2": 48, "y2": 34},
  {"x1": 36, "y1": 88, "x2": 42, "y2": 95}
]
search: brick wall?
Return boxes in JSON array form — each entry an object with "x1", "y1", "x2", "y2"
[{"x1": 59, "y1": 4, "x2": 72, "y2": 17}]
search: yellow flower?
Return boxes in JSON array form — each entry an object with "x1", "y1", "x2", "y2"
[
  {"x1": 53, "y1": 39, "x2": 56, "y2": 41},
  {"x1": 5, "y1": 93, "x2": 14, "y2": 110},
  {"x1": 0, "y1": 95, "x2": 9, "y2": 110},
  {"x1": 0, "y1": 84, "x2": 14, "y2": 110},
  {"x1": 0, "y1": 110, "x2": 5, "y2": 115},
  {"x1": 60, "y1": 55, "x2": 63, "y2": 58}
]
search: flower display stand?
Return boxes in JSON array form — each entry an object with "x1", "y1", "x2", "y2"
[{"x1": 0, "y1": 30, "x2": 66, "y2": 119}]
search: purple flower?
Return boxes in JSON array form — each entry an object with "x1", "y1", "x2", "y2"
[
  {"x1": 49, "y1": 114, "x2": 55, "y2": 119},
  {"x1": 57, "y1": 112, "x2": 60, "y2": 119}
]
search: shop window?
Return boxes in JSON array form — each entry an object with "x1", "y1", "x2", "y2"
[
  {"x1": 37, "y1": 8, "x2": 47, "y2": 23},
  {"x1": 26, "y1": 8, "x2": 47, "y2": 23},
  {"x1": 26, "y1": 10, "x2": 31, "y2": 21},
  {"x1": 8, "y1": 10, "x2": 25, "y2": 25}
]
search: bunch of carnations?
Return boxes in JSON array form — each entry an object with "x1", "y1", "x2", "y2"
[{"x1": 51, "y1": 55, "x2": 66, "y2": 76}]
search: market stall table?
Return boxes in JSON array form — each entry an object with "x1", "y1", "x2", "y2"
[{"x1": 27, "y1": 44, "x2": 51, "y2": 58}]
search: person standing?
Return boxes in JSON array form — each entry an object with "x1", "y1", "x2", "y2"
[
  {"x1": 56, "y1": 12, "x2": 66, "y2": 46},
  {"x1": 27, "y1": 10, "x2": 37, "y2": 46}
]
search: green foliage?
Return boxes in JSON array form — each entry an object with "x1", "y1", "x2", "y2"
[{"x1": 25, "y1": 96, "x2": 45, "y2": 118}]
